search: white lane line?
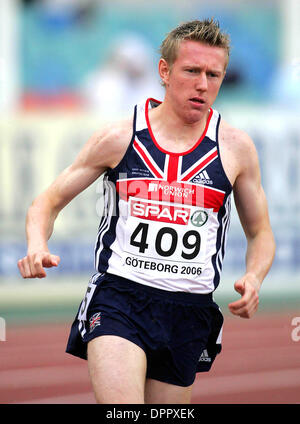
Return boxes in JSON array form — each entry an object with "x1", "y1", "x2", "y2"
[
  {"x1": 0, "y1": 365, "x2": 90, "y2": 389},
  {"x1": 13, "y1": 392, "x2": 96, "y2": 404},
  {"x1": 192, "y1": 368, "x2": 300, "y2": 398},
  {"x1": 2, "y1": 366, "x2": 300, "y2": 402}
]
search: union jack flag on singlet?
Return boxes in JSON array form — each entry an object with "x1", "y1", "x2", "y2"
[{"x1": 94, "y1": 98, "x2": 232, "y2": 294}]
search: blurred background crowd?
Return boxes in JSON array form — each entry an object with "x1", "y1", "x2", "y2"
[{"x1": 0, "y1": 0, "x2": 299, "y2": 302}]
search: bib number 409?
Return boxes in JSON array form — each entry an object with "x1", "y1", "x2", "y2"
[{"x1": 130, "y1": 222, "x2": 201, "y2": 260}]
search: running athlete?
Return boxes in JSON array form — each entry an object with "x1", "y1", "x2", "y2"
[{"x1": 18, "y1": 19, "x2": 276, "y2": 404}]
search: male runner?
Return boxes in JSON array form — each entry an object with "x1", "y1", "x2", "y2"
[{"x1": 18, "y1": 19, "x2": 275, "y2": 404}]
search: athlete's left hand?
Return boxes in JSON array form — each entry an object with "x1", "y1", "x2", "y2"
[{"x1": 228, "y1": 273, "x2": 260, "y2": 318}]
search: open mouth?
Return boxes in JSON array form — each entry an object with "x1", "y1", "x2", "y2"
[{"x1": 190, "y1": 98, "x2": 205, "y2": 105}]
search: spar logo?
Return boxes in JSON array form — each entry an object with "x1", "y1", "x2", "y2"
[{"x1": 131, "y1": 199, "x2": 190, "y2": 225}]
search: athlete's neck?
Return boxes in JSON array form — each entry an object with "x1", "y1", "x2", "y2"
[{"x1": 148, "y1": 100, "x2": 210, "y2": 153}]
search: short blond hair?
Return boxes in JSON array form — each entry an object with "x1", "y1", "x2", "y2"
[{"x1": 160, "y1": 18, "x2": 230, "y2": 68}]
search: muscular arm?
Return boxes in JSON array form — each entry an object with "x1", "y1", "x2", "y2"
[
  {"x1": 227, "y1": 131, "x2": 276, "y2": 318},
  {"x1": 18, "y1": 120, "x2": 132, "y2": 278}
]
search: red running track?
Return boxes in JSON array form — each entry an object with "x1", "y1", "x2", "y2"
[{"x1": 1, "y1": 311, "x2": 300, "y2": 404}]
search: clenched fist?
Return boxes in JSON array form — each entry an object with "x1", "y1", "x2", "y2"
[
  {"x1": 228, "y1": 273, "x2": 260, "y2": 319},
  {"x1": 18, "y1": 251, "x2": 60, "y2": 278}
]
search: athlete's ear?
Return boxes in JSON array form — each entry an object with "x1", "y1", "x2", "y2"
[{"x1": 159, "y1": 58, "x2": 170, "y2": 87}]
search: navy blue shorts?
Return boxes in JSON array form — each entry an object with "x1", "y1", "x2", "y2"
[{"x1": 66, "y1": 273, "x2": 223, "y2": 387}]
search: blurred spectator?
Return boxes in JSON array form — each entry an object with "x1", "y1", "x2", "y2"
[
  {"x1": 80, "y1": 33, "x2": 164, "y2": 118},
  {"x1": 36, "y1": 0, "x2": 97, "y2": 27}
]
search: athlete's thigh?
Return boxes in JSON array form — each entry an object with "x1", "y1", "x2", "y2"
[
  {"x1": 88, "y1": 335, "x2": 147, "y2": 404},
  {"x1": 144, "y1": 378, "x2": 193, "y2": 404}
]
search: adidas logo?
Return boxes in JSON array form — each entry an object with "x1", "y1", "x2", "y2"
[
  {"x1": 192, "y1": 170, "x2": 213, "y2": 185},
  {"x1": 199, "y1": 349, "x2": 211, "y2": 362}
]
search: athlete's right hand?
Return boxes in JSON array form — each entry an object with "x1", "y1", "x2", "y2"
[{"x1": 18, "y1": 251, "x2": 60, "y2": 278}]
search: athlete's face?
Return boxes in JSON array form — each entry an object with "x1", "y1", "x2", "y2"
[{"x1": 159, "y1": 40, "x2": 227, "y2": 124}]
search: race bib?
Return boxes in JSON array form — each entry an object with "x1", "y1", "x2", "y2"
[{"x1": 122, "y1": 197, "x2": 211, "y2": 278}]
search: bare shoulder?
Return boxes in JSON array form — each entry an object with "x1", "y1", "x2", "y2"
[
  {"x1": 219, "y1": 119, "x2": 257, "y2": 155},
  {"x1": 83, "y1": 115, "x2": 134, "y2": 170},
  {"x1": 218, "y1": 119, "x2": 259, "y2": 185}
]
